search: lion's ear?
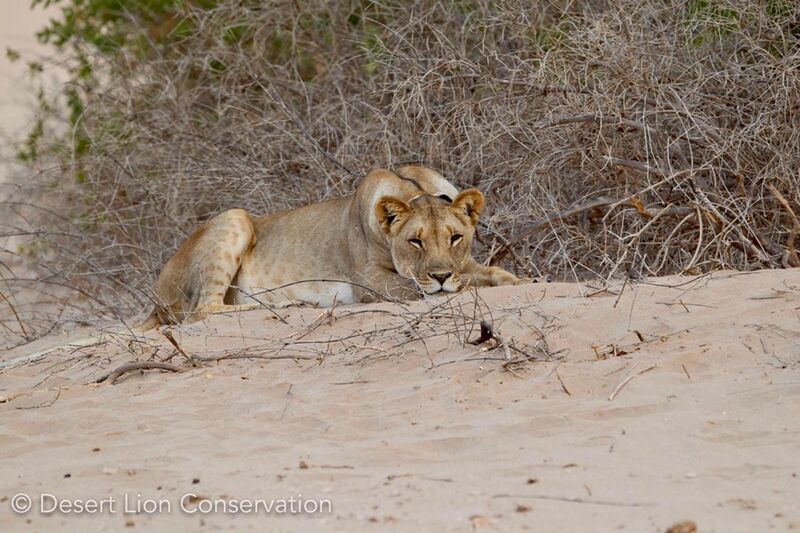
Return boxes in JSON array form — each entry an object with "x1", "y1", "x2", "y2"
[
  {"x1": 376, "y1": 196, "x2": 410, "y2": 233},
  {"x1": 451, "y1": 189, "x2": 485, "y2": 225}
]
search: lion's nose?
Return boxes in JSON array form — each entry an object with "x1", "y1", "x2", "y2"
[{"x1": 429, "y1": 272, "x2": 452, "y2": 285}]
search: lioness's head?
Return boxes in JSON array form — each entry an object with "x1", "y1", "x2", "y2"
[{"x1": 375, "y1": 189, "x2": 484, "y2": 294}]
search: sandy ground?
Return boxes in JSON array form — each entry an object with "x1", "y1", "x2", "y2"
[{"x1": 1, "y1": 269, "x2": 799, "y2": 532}]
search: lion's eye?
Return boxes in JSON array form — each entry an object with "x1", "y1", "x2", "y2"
[
  {"x1": 408, "y1": 238, "x2": 423, "y2": 249},
  {"x1": 450, "y1": 234, "x2": 463, "y2": 246}
]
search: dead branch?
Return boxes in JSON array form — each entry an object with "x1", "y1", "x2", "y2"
[
  {"x1": 490, "y1": 197, "x2": 614, "y2": 263},
  {"x1": 490, "y1": 190, "x2": 695, "y2": 264},
  {"x1": 95, "y1": 361, "x2": 187, "y2": 385},
  {"x1": 162, "y1": 329, "x2": 197, "y2": 366},
  {"x1": 603, "y1": 156, "x2": 683, "y2": 178},
  {"x1": 693, "y1": 188, "x2": 774, "y2": 265},
  {"x1": 532, "y1": 114, "x2": 669, "y2": 141},
  {"x1": 767, "y1": 183, "x2": 800, "y2": 267},
  {"x1": 468, "y1": 319, "x2": 511, "y2": 360},
  {"x1": 469, "y1": 320, "x2": 495, "y2": 345},
  {"x1": 0, "y1": 291, "x2": 30, "y2": 340}
]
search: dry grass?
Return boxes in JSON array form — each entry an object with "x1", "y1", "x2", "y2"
[{"x1": 1, "y1": 0, "x2": 799, "y2": 348}]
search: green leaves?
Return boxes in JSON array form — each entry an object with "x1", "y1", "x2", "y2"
[{"x1": 5, "y1": 47, "x2": 21, "y2": 62}]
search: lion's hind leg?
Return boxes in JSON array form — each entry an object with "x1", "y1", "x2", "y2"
[
  {"x1": 189, "y1": 208, "x2": 258, "y2": 322},
  {"x1": 154, "y1": 208, "x2": 257, "y2": 325}
]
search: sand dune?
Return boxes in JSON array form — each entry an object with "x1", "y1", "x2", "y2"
[{"x1": 1, "y1": 270, "x2": 799, "y2": 532}]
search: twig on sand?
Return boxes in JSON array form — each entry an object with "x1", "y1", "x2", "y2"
[
  {"x1": 585, "y1": 287, "x2": 613, "y2": 298},
  {"x1": 469, "y1": 320, "x2": 496, "y2": 345},
  {"x1": 555, "y1": 367, "x2": 572, "y2": 396},
  {"x1": 613, "y1": 276, "x2": 629, "y2": 309},
  {"x1": 608, "y1": 363, "x2": 657, "y2": 401},
  {"x1": 196, "y1": 352, "x2": 318, "y2": 363},
  {"x1": 95, "y1": 361, "x2": 186, "y2": 385},
  {"x1": 279, "y1": 384, "x2": 293, "y2": 420},
  {"x1": 492, "y1": 493, "x2": 653, "y2": 507},
  {"x1": 469, "y1": 320, "x2": 513, "y2": 361},
  {"x1": 15, "y1": 387, "x2": 62, "y2": 410},
  {"x1": 162, "y1": 329, "x2": 197, "y2": 366},
  {"x1": 469, "y1": 319, "x2": 511, "y2": 352}
]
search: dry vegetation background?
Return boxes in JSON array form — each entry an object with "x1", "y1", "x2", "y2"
[{"x1": 1, "y1": 0, "x2": 799, "y2": 348}]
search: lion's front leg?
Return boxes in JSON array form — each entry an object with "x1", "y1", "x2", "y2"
[
  {"x1": 357, "y1": 263, "x2": 421, "y2": 302},
  {"x1": 463, "y1": 261, "x2": 521, "y2": 288}
]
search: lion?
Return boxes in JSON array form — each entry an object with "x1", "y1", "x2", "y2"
[{"x1": 141, "y1": 165, "x2": 520, "y2": 328}]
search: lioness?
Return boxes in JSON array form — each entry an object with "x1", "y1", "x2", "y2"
[{"x1": 142, "y1": 166, "x2": 519, "y2": 327}]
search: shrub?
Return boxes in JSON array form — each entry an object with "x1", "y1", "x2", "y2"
[{"x1": 3, "y1": 0, "x2": 799, "y2": 343}]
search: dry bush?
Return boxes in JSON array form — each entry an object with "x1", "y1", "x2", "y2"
[{"x1": 1, "y1": 0, "x2": 799, "y2": 347}]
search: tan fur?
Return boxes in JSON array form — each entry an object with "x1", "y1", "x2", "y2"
[{"x1": 144, "y1": 166, "x2": 519, "y2": 327}]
